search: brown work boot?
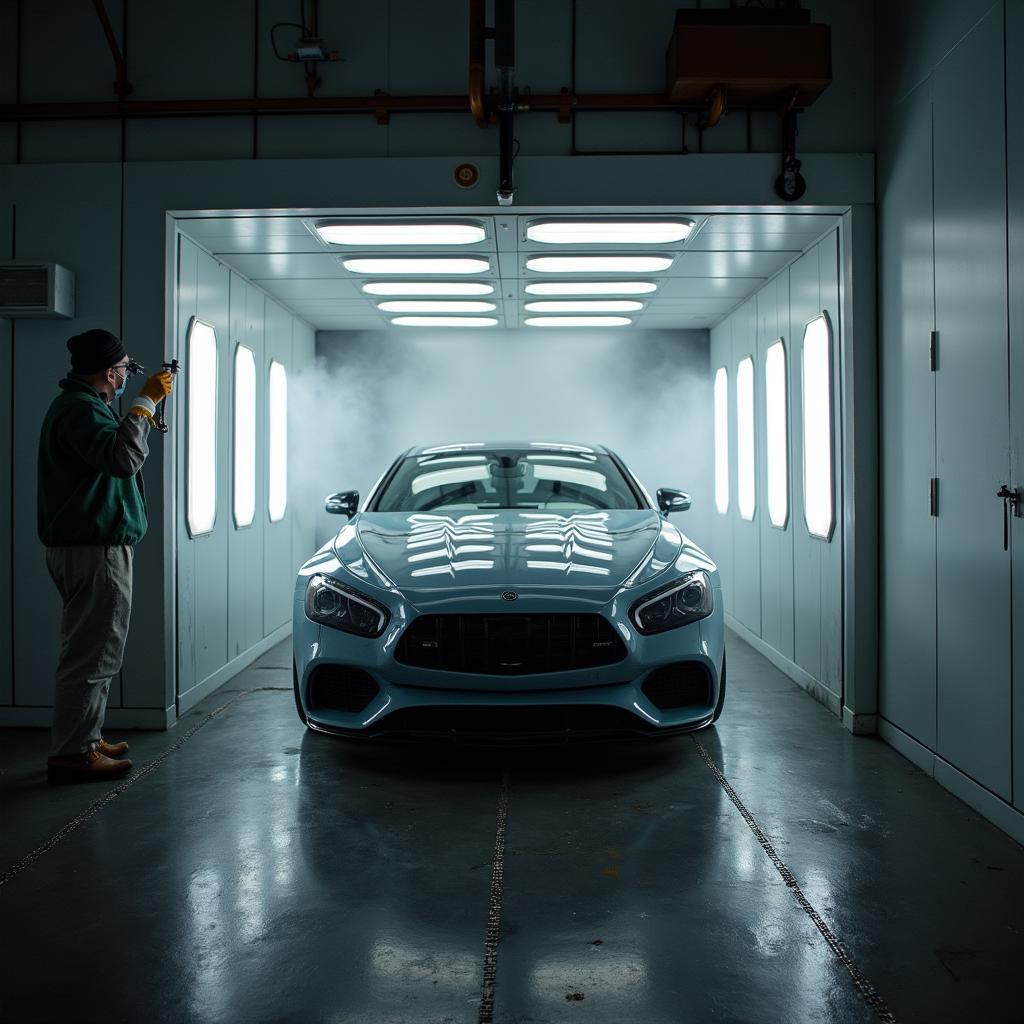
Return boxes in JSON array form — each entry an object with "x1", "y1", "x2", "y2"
[
  {"x1": 47, "y1": 749, "x2": 133, "y2": 783},
  {"x1": 97, "y1": 738, "x2": 129, "y2": 757}
]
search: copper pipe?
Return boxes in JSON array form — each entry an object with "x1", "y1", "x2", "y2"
[
  {"x1": 0, "y1": 93, "x2": 795, "y2": 122},
  {"x1": 468, "y1": 0, "x2": 488, "y2": 127},
  {"x1": 91, "y1": 0, "x2": 132, "y2": 98}
]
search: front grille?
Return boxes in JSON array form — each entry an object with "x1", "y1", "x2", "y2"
[
  {"x1": 395, "y1": 614, "x2": 627, "y2": 675},
  {"x1": 641, "y1": 662, "x2": 712, "y2": 710},
  {"x1": 308, "y1": 665, "x2": 379, "y2": 713}
]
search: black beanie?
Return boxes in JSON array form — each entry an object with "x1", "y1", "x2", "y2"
[{"x1": 67, "y1": 329, "x2": 127, "y2": 375}]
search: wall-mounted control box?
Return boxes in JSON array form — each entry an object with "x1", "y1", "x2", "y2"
[{"x1": 0, "y1": 262, "x2": 76, "y2": 319}]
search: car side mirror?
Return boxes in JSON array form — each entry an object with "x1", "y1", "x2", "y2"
[
  {"x1": 657, "y1": 488, "x2": 691, "y2": 516},
  {"x1": 325, "y1": 490, "x2": 359, "y2": 517}
]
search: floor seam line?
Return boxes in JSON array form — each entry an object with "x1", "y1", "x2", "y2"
[
  {"x1": 691, "y1": 735, "x2": 898, "y2": 1024},
  {"x1": 478, "y1": 769, "x2": 510, "y2": 1024},
  {"x1": 0, "y1": 687, "x2": 273, "y2": 890}
]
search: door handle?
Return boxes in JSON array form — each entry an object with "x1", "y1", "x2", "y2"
[{"x1": 997, "y1": 484, "x2": 1022, "y2": 551}]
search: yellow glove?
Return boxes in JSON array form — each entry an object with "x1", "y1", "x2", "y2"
[{"x1": 130, "y1": 371, "x2": 174, "y2": 422}]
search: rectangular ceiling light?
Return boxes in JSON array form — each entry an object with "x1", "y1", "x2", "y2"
[
  {"x1": 526, "y1": 256, "x2": 673, "y2": 274},
  {"x1": 343, "y1": 257, "x2": 490, "y2": 275},
  {"x1": 524, "y1": 316, "x2": 632, "y2": 327},
  {"x1": 524, "y1": 300, "x2": 643, "y2": 313},
  {"x1": 526, "y1": 219, "x2": 694, "y2": 244},
  {"x1": 378, "y1": 300, "x2": 496, "y2": 313},
  {"x1": 391, "y1": 316, "x2": 498, "y2": 327},
  {"x1": 316, "y1": 221, "x2": 486, "y2": 245},
  {"x1": 524, "y1": 281, "x2": 657, "y2": 296},
  {"x1": 362, "y1": 281, "x2": 495, "y2": 296}
]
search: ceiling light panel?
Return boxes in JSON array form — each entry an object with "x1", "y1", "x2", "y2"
[
  {"x1": 526, "y1": 219, "x2": 694, "y2": 244},
  {"x1": 524, "y1": 300, "x2": 643, "y2": 313},
  {"x1": 524, "y1": 281, "x2": 658, "y2": 296},
  {"x1": 342, "y1": 257, "x2": 490, "y2": 275},
  {"x1": 526, "y1": 256, "x2": 673, "y2": 274},
  {"x1": 316, "y1": 221, "x2": 486, "y2": 246},
  {"x1": 524, "y1": 316, "x2": 632, "y2": 327},
  {"x1": 378, "y1": 301, "x2": 497, "y2": 313},
  {"x1": 362, "y1": 281, "x2": 495, "y2": 296},
  {"x1": 391, "y1": 316, "x2": 498, "y2": 327}
]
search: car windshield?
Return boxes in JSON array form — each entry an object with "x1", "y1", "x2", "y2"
[{"x1": 373, "y1": 448, "x2": 644, "y2": 513}]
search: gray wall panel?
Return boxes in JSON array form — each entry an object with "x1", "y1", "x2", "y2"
[
  {"x1": 11, "y1": 166, "x2": 122, "y2": 708},
  {"x1": 226, "y1": 272, "x2": 248, "y2": 659},
  {"x1": 933, "y1": 7, "x2": 1011, "y2": 799},
  {"x1": 1010, "y1": 0, "x2": 1024, "y2": 812},
  {"x1": 0, "y1": 196, "x2": 11, "y2": 704},
  {"x1": 877, "y1": 86, "x2": 937, "y2": 746}
]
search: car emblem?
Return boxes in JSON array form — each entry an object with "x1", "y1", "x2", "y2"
[{"x1": 501, "y1": 591, "x2": 518, "y2": 601}]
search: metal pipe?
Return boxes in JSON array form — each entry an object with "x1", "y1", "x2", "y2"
[
  {"x1": 91, "y1": 0, "x2": 132, "y2": 98},
  {"x1": 494, "y1": 0, "x2": 515, "y2": 205},
  {"x1": 0, "y1": 93, "x2": 796, "y2": 122},
  {"x1": 468, "y1": 0, "x2": 488, "y2": 127}
]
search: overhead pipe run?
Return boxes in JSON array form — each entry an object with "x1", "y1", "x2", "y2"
[
  {"x1": 91, "y1": 0, "x2": 132, "y2": 99},
  {"x1": 494, "y1": 0, "x2": 515, "y2": 206}
]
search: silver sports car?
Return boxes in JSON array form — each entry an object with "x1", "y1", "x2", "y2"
[{"x1": 292, "y1": 441, "x2": 725, "y2": 743}]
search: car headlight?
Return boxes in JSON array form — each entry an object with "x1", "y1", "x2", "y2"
[
  {"x1": 630, "y1": 570, "x2": 713, "y2": 635},
  {"x1": 305, "y1": 574, "x2": 390, "y2": 638}
]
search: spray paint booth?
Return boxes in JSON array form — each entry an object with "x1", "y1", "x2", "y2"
[{"x1": 1, "y1": 2, "x2": 1024, "y2": 1022}]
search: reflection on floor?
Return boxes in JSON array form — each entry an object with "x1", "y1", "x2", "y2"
[{"x1": 1, "y1": 633, "x2": 1021, "y2": 1024}]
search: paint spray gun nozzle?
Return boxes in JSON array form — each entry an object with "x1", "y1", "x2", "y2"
[{"x1": 155, "y1": 359, "x2": 181, "y2": 434}]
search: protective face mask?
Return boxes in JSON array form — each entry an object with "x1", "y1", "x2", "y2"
[{"x1": 113, "y1": 367, "x2": 129, "y2": 399}]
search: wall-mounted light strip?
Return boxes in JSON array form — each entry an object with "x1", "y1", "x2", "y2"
[
  {"x1": 391, "y1": 316, "x2": 498, "y2": 327},
  {"x1": 362, "y1": 281, "x2": 495, "y2": 296},
  {"x1": 343, "y1": 257, "x2": 490, "y2": 275},
  {"x1": 524, "y1": 281, "x2": 657, "y2": 296},
  {"x1": 524, "y1": 316, "x2": 632, "y2": 327},
  {"x1": 317, "y1": 221, "x2": 486, "y2": 246},
  {"x1": 526, "y1": 219, "x2": 694, "y2": 244},
  {"x1": 526, "y1": 256, "x2": 673, "y2": 274}
]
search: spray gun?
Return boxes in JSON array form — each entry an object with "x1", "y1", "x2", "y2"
[{"x1": 154, "y1": 359, "x2": 181, "y2": 434}]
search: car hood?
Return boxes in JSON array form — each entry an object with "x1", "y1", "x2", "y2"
[{"x1": 333, "y1": 510, "x2": 676, "y2": 592}]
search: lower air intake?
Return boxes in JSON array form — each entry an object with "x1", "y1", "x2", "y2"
[
  {"x1": 641, "y1": 662, "x2": 712, "y2": 710},
  {"x1": 308, "y1": 665, "x2": 379, "y2": 713}
]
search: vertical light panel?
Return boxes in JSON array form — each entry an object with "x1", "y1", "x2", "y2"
[
  {"x1": 714, "y1": 367, "x2": 729, "y2": 514},
  {"x1": 765, "y1": 339, "x2": 788, "y2": 527},
  {"x1": 802, "y1": 315, "x2": 834, "y2": 539},
  {"x1": 268, "y1": 360, "x2": 288, "y2": 522},
  {"x1": 736, "y1": 356, "x2": 755, "y2": 520},
  {"x1": 233, "y1": 344, "x2": 256, "y2": 528},
  {"x1": 187, "y1": 319, "x2": 218, "y2": 537}
]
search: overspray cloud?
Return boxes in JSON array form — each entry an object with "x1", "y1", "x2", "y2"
[{"x1": 288, "y1": 327, "x2": 713, "y2": 554}]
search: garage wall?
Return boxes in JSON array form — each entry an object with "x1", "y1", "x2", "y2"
[
  {"x1": 877, "y1": 0, "x2": 1024, "y2": 839},
  {"x1": 175, "y1": 233, "x2": 315, "y2": 714},
  {"x1": 710, "y1": 229, "x2": 842, "y2": 711},
  {"x1": 309, "y1": 328, "x2": 712, "y2": 551},
  {"x1": 0, "y1": 1, "x2": 873, "y2": 166}
]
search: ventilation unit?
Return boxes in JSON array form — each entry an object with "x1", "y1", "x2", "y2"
[{"x1": 0, "y1": 262, "x2": 76, "y2": 319}]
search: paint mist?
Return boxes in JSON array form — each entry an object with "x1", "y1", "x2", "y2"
[{"x1": 289, "y1": 327, "x2": 713, "y2": 554}]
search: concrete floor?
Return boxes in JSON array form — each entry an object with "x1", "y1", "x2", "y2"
[{"x1": 1, "y1": 634, "x2": 1022, "y2": 1024}]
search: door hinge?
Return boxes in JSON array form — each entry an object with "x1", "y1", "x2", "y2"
[
  {"x1": 929, "y1": 330, "x2": 938, "y2": 372},
  {"x1": 929, "y1": 478, "x2": 938, "y2": 516}
]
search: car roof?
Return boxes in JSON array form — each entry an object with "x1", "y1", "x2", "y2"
[{"x1": 406, "y1": 441, "x2": 613, "y2": 457}]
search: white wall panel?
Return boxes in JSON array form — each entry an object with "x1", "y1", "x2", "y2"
[
  {"x1": 877, "y1": 85, "x2": 937, "y2": 745},
  {"x1": 710, "y1": 320, "x2": 734, "y2": 619},
  {"x1": 933, "y1": 7, "x2": 1011, "y2": 800}
]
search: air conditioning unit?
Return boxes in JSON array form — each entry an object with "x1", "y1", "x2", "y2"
[{"x1": 0, "y1": 262, "x2": 76, "y2": 319}]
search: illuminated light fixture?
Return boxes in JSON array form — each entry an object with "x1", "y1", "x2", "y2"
[
  {"x1": 524, "y1": 316, "x2": 632, "y2": 327},
  {"x1": 526, "y1": 256, "x2": 673, "y2": 274},
  {"x1": 362, "y1": 281, "x2": 495, "y2": 296},
  {"x1": 316, "y1": 221, "x2": 485, "y2": 246},
  {"x1": 526, "y1": 219, "x2": 694, "y2": 244},
  {"x1": 342, "y1": 257, "x2": 490, "y2": 275},
  {"x1": 378, "y1": 300, "x2": 496, "y2": 313},
  {"x1": 391, "y1": 316, "x2": 498, "y2": 327},
  {"x1": 524, "y1": 300, "x2": 643, "y2": 313},
  {"x1": 524, "y1": 281, "x2": 657, "y2": 296}
]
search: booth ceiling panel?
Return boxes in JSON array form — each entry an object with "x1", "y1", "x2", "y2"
[{"x1": 185, "y1": 212, "x2": 839, "y2": 331}]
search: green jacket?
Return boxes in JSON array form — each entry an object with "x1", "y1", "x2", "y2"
[{"x1": 37, "y1": 377, "x2": 150, "y2": 546}]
